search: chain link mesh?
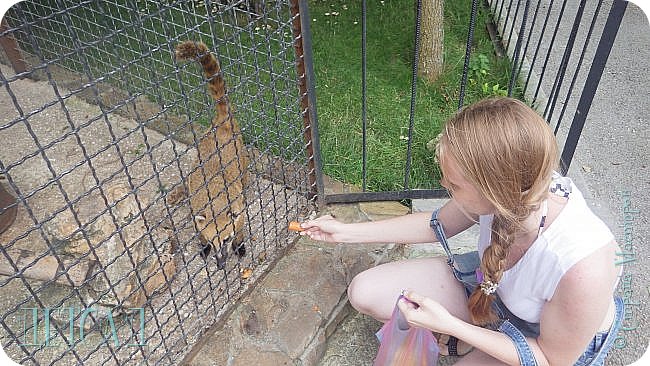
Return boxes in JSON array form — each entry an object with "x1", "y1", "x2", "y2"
[{"x1": 0, "y1": 1, "x2": 315, "y2": 364}]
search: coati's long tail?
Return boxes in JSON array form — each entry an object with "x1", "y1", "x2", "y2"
[
  {"x1": 174, "y1": 40, "x2": 248, "y2": 267},
  {"x1": 175, "y1": 41, "x2": 229, "y2": 117}
]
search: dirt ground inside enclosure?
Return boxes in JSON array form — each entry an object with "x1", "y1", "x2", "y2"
[{"x1": 0, "y1": 62, "x2": 313, "y2": 364}]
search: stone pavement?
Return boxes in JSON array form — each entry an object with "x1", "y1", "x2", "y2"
[
  {"x1": 185, "y1": 178, "x2": 477, "y2": 366},
  {"x1": 184, "y1": 177, "x2": 415, "y2": 366}
]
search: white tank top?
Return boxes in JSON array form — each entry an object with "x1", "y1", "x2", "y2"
[{"x1": 477, "y1": 175, "x2": 615, "y2": 323}]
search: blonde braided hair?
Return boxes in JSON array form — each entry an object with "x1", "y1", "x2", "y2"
[{"x1": 436, "y1": 97, "x2": 558, "y2": 325}]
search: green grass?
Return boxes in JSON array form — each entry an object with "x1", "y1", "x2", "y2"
[{"x1": 309, "y1": 0, "x2": 515, "y2": 191}]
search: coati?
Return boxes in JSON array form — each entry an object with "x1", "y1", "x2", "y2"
[{"x1": 174, "y1": 41, "x2": 248, "y2": 268}]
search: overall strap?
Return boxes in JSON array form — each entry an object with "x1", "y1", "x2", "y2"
[
  {"x1": 499, "y1": 320, "x2": 539, "y2": 366},
  {"x1": 430, "y1": 208, "x2": 455, "y2": 268}
]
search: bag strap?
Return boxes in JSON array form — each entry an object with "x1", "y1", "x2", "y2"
[{"x1": 430, "y1": 208, "x2": 455, "y2": 268}]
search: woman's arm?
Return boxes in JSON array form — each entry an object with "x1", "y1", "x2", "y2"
[
  {"x1": 536, "y1": 241, "x2": 619, "y2": 365},
  {"x1": 300, "y1": 199, "x2": 476, "y2": 244}
]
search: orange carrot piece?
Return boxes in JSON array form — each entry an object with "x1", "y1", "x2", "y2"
[{"x1": 288, "y1": 221, "x2": 304, "y2": 232}]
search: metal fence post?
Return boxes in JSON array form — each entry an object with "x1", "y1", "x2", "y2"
[{"x1": 291, "y1": 0, "x2": 323, "y2": 205}]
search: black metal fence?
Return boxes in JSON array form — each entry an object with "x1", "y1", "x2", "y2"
[
  {"x1": 0, "y1": 0, "x2": 316, "y2": 364},
  {"x1": 487, "y1": 0, "x2": 627, "y2": 174},
  {"x1": 316, "y1": 0, "x2": 628, "y2": 204}
]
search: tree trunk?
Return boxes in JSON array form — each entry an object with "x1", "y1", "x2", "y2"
[{"x1": 418, "y1": 0, "x2": 444, "y2": 83}]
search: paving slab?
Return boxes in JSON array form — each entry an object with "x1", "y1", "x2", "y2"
[{"x1": 186, "y1": 199, "x2": 410, "y2": 366}]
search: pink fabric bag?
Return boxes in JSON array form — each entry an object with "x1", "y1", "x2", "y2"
[{"x1": 373, "y1": 295, "x2": 440, "y2": 366}]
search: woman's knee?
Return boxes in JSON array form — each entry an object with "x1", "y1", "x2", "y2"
[
  {"x1": 347, "y1": 271, "x2": 367, "y2": 312},
  {"x1": 346, "y1": 258, "x2": 470, "y2": 321},
  {"x1": 347, "y1": 270, "x2": 378, "y2": 315}
]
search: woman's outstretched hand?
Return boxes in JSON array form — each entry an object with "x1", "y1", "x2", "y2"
[
  {"x1": 397, "y1": 290, "x2": 457, "y2": 335},
  {"x1": 299, "y1": 214, "x2": 347, "y2": 243}
]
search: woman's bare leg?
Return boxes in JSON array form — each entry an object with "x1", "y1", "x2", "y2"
[{"x1": 347, "y1": 257, "x2": 471, "y2": 323}]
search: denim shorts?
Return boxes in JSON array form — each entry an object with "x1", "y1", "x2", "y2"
[{"x1": 452, "y1": 251, "x2": 624, "y2": 366}]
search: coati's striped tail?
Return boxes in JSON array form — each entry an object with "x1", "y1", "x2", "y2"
[{"x1": 175, "y1": 41, "x2": 228, "y2": 114}]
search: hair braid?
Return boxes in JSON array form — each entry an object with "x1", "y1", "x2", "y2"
[{"x1": 468, "y1": 215, "x2": 514, "y2": 325}]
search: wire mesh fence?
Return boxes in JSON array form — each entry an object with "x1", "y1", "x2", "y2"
[{"x1": 0, "y1": 0, "x2": 316, "y2": 364}]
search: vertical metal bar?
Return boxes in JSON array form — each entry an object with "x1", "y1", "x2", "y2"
[
  {"x1": 504, "y1": 0, "x2": 521, "y2": 55},
  {"x1": 522, "y1": 0, "x2": 555, "y2": 96},
  {"x1": 507, "y1": 0, "x2": 530, "y2": 96},
  {"x1": 362, "y1": 0, "x2": 368, "y2": 191},
  {"x1": 555, "y1": 0, "x2": 604, "y2": 128},
  {"x1": 496, "y1": 0, "x2": 508, "y2": 34},
  {"x1": 531, "y1": 0, "x2": 570, "y2": 108},
  {"x1": 403, "y1": 0, "x2": 422, "y2": 192},
  {"x1": 514, "y1": 0, "x2": 543, "y2": 84},
  {"x1": 458, "y1": 0, "x2": 480, "y2": 109},
  {"x1": 545, "y1": 0, "x2": 587, "y2": 127},
  {"x1": 292, "y1": 0, "x2": 322, "y2": 203},
  {"x1": 560, "y1": 0, "x2": 628, "y2": 174}
]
